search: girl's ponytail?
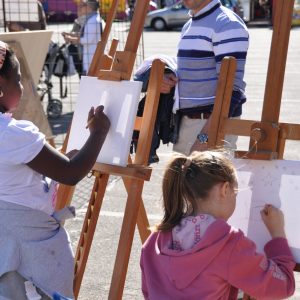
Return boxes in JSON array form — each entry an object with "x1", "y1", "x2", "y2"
[{"x1": 157, "y1": 155, "x2": 187, "y2": 231}]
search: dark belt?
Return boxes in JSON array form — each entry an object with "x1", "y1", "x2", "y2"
[
  {"x1": 182, "y1": 111, "x2": 211, "y2": 119},
  {"x1": 180, "y1": 105, "x2": 212, "y2": 119}
]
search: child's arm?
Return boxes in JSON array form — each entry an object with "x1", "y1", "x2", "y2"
[
  {"x1": 227, "y1": 205, "x2": 295, "y2": 299},
  {"x1": 26, "y1": 105, "x2": 110, "y2": 186}
]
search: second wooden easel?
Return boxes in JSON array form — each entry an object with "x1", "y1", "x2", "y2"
[
  {"x1": 207, "y1": 1, "x2": 298, "y2": 299},
  {"x1": 73, "y1": 59, "x2": 164, "y2": 300},
  {"x1": 208, "y1": 1, "x2": 295, "y2": 160}
]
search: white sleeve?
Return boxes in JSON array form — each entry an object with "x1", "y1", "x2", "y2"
[
  {"x1": 80, "y1": 16, "x2": 101, "y2": 46},
  {"x1": 1, "y1": 120, "x2": 45, "y2": 164}
]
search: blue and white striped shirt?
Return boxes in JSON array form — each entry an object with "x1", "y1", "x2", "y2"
[{"x1": 177, "y1": 0, "x2": 249, "y2": 114}]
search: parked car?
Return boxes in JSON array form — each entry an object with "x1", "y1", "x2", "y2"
[
  {"x1": 144, "y1": 0, "x2": 244, "y2": 31},
  {"x1": 144, "y1": 2, "x2": 187, "y2": 30}
]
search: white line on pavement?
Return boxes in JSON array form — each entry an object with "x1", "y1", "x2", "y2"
[{"x1": 99, "y1": 210, "x2": 162, "y2": 220}]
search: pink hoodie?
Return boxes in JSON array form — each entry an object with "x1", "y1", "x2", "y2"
[{"x1": 140, "y1": 216, "x2": 295, "y2": 300}]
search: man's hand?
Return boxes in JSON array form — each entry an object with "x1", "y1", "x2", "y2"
[
  {"x1": 161, "y1": 73, "x2": 177, "y2": 94},
  {"x1": 62, "y1": 32, "x2": 79, "y2": 44},
  {"x1": 189, "y1": 118, "x2": 211, "y2": 154}
]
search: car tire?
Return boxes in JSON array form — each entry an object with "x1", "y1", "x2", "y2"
[{"x1": 152, "y1": 18, "x2": 167, "y2": 31}]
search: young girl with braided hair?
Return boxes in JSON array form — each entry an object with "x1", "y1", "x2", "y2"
[
  {"x1": 0, "y1": 41, "x2": 110, "y2": 299},
  {"x1": 141, "y1": 150, "x2": 295, "y2": 299}
]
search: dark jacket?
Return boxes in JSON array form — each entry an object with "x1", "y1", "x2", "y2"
[{"x1": 132, "y1": 67, "x2": 175, "y2": 164}]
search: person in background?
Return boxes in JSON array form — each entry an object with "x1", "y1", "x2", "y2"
[
  {"x1": 62, "y1": 1, "x2": 88, "y2": 77},
  {"x1": 161, "y1": 0, "x2": 249, "y2": 155},
  {"x1": 0, "y1": 41, "x2": 110, "y2": 299},
  {"x1": 140, "y1": 150, "x2": 296, "y2": 299},
  {"x1": 62, "y1": 0, "x2": 102, "y2": 75},
  {"x1": 7, "y1": 0, "x2": 47, "y2": 31}
]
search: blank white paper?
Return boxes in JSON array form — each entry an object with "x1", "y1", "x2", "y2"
[{"x1": 67, "y1": 76, "x2": 142, "y2": 167}]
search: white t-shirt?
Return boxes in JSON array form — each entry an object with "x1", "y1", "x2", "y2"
[{"x1": 0, "y1": 113, "x2": 58, "y2": 215}]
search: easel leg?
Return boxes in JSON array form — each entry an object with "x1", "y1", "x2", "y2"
[
  {"x1": 137, "y1": 201, "x2": 151, "y2": 243},
  {"x1": 108, "y1": 179, "x2": 144, "y2": 300},
  {"x1": 73, "y1": 173, "x2": 109, "y2": 299},
  {"x1": 56, "y1": 185, "x2": 76, "y2": 211},
  {"x1": 277, "y1": 135, "x2": 286, "y2": 159},
  {"x1": 123, "y1": 177, "x2": 151, "y2": 243}
]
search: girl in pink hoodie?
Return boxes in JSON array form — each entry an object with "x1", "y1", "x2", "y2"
[{"x1": 140, "y1": 151, "x2": 295, "y2": 300}]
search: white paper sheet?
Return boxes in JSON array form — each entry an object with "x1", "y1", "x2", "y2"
[
  {"x1": 67, "y1": 76, "x2": 142, "y2": 167},
  {"x1": 229, "y1": 159, "x2": 300, "y2": 262}
]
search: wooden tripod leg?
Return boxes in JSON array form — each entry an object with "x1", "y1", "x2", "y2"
[
  {"x1": 123, "y1": 176, "x2": 151, "y2": 244},
  {"x1": 73, "y1": 173, "x2": 110, "y2": 299},
  {"x1": 136, "y1": 199, "x2": 151, "y2": 243},
  {"x1": 55, "y1": 123, "x2": 74, "y2": 211},
  {"x1": 56, "y1": 184, "x2": 76, "y2": 211},
  {"x1": 208, "y1": 57, "x2": 236, "y2": 149},
  {"x1": 108, "y1": 178, "x2": 145, "y2": 300}
]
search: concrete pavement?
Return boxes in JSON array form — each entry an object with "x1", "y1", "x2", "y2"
[{"x1": 63, "y1": 27, "x2": 300, "y2": 299}]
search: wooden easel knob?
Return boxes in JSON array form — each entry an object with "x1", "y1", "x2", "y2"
[{"x1": 250, "y1": 127, "x2": 267, "y2": 143}]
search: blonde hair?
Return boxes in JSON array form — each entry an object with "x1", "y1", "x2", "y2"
[{"x1": 156, "y1": 150, "x2": 237, "y2": 232}]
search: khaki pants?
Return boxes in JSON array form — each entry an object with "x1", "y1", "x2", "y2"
[{"x1": 173, "y1": 115, "x2": 240, "y2": 155}]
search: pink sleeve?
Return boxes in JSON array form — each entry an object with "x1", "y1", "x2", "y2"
[{"x1": 228, "y1": 234, "x2": 295, "y2": 299}]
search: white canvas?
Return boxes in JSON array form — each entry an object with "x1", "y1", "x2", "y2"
[
  {"x1": 0, "y1": 0, "x2": 39, "y2": 24},
  {"x1": 229, "y1": 158, "x2": 300, "y2": 262},
  {"x1": 67, "y1": 76, "x2": 142, "y2": 167}
]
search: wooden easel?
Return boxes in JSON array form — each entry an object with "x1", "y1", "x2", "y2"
[
  {"x1": 208, "y1": 0, "x2": 295, "y2": 159},
  {"x1": 73, "y1": 60, "x2": 164, "y2": 299},
  {"x1": 54, "y1": 0, "x2": 164, "y2": 299},
  {"x1": 207, "y1": 1, "x2": 297, "y2": 299}
]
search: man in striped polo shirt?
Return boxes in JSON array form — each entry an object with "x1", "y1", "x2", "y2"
[{"x1": 163, "y1": 0, "x2": 249, "y2": 155}]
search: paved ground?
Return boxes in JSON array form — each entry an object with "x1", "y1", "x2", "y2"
[{"x1": 51, "y1": 26, "x2": 300, "y2": 299}]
